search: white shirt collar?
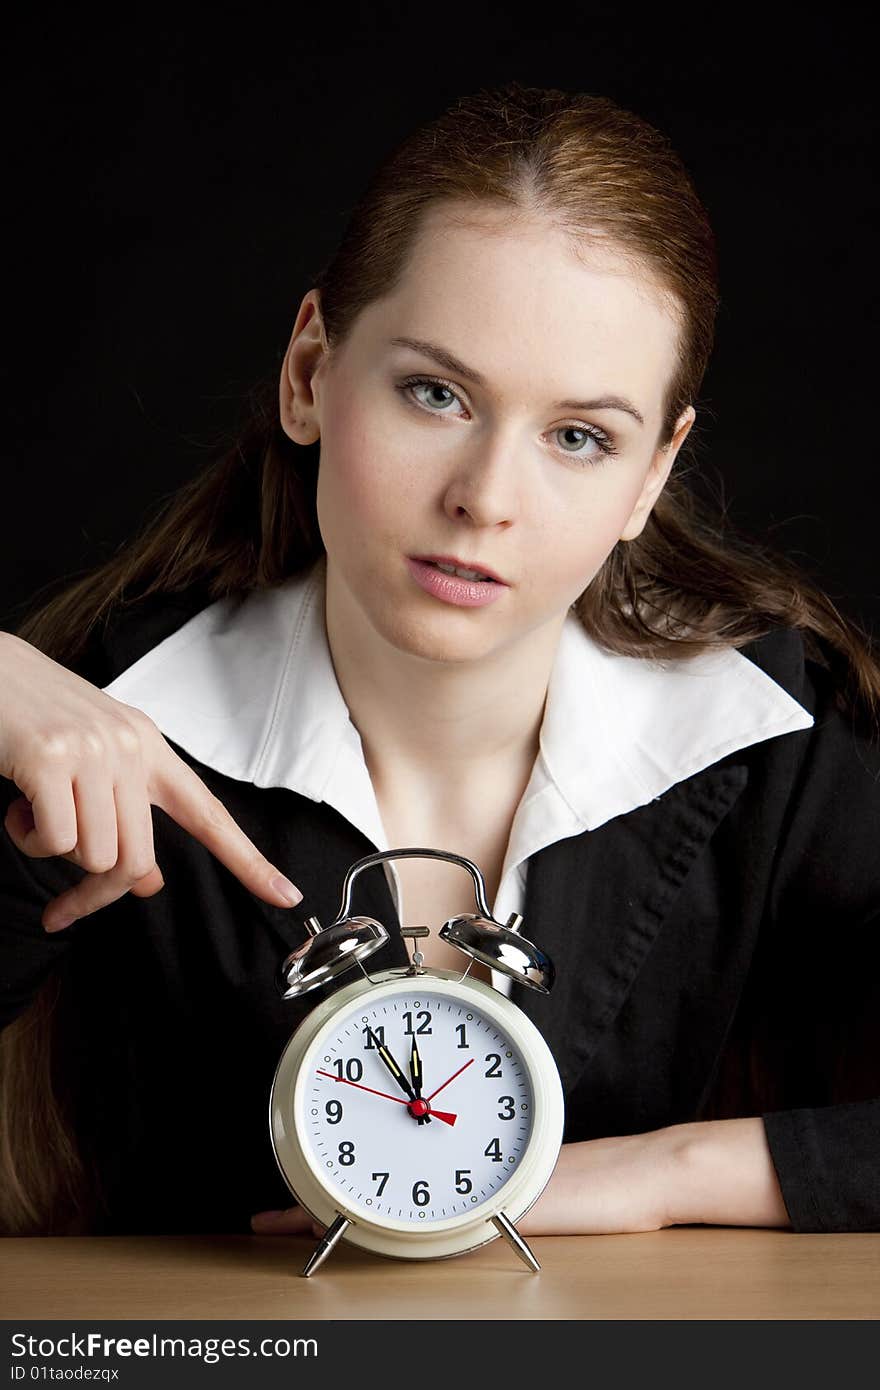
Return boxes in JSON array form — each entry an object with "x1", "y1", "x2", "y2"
[{"x1": 101, "y1": 554, "x2": 814, "y2": 882}]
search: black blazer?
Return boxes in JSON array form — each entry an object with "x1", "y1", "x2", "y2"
[{"x1": 1, "y1": 588, "x2": 878, "y2": 1234}]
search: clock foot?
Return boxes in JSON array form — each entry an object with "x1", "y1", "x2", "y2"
[
  {"x1": 301, "y1": 1213, "x2": 351, "y2": 1277},
  {"x1": 491, "y1": 1211, "x2": 540, "y2": 1272}
]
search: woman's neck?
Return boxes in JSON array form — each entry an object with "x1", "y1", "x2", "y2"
[{"x1": 323, "y1": 565, "x2": 565, "y2": 796}]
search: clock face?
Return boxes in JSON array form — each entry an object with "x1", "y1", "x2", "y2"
[{"x1": 296, "y1": 984, "x2": 535, "y2": 1226}]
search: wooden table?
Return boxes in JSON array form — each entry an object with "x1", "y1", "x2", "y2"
[{"x1": 2, "y1": 1229, "x2": 879, "y2": 1320}]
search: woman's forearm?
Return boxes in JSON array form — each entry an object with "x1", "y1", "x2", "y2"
[
  {"x1": 513, "y1": 1118, "x2": 793, "y2": 1236},
  {"x1": 664, "y1": 1116, "x2": 792, "y2": 1228},
  {"x1": 252, "y1": 1116, "x2": 794, "y2": 1238}
]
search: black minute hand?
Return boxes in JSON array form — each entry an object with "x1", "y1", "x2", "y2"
[{"x1": 409, "y1": 1036, "x2": 431, "y2": 1126}]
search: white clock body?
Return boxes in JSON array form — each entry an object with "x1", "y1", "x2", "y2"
[{"x1": 269, "y1": 966, "x2": 565, "y2": 1259}]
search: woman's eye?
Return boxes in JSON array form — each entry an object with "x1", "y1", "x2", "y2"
[
  {"x1": 552, "y1": 425, "x2": 617, "y2": 463},
  {"x1": 401, "y1": 377, "x2": 462, "y2": 414},
  {"x1": 397, "y1": 375, "x2": 618, "y2": 464}
]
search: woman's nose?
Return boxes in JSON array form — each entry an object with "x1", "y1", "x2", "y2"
[{"x1": 441, "y1": 431, "x2": 521, "y2": 528}]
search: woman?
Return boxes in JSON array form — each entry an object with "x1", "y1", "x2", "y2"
[{"x1": 1, "y1": 82, "x2": 878, "y2": 1239}]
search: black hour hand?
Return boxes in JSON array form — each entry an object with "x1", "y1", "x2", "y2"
[
  {"x1": 365, "y1": 1028, "x2": 430, "y2": 1125},
  {"x1": 367, "y1": 1029, "x2": 414, "y2": 1098}
]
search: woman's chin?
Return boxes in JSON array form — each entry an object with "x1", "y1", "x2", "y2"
[{"x1": 370, "y1": 606, "x2": 509, "y2": 666}]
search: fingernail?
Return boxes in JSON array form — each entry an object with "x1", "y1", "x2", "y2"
[
  {"x1": 270, "y1": 874, "x2": 303, "y2": 907},
  {"x1": 251, "y1": 1210, "x2": 284, "y2": 1230},
  {"x1": 45, "y1": 914, "x2": 77, "y2": 933}
]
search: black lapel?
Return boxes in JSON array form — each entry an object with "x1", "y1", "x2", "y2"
[{"x1": 509, "y1": 759, "x2": 749, "y2": 1093}]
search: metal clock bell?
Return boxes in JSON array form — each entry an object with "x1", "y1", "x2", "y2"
[{"x1": 268, "y1": 848, "x2": 565, "y2": 1276}]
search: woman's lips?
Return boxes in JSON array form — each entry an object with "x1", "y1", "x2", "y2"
[
  {"x1": 415, "y1": 553, "x2": 507, "y2": 585},
  {"x1": 406, "y1": 557, "x2": 507, "y2": 608}
]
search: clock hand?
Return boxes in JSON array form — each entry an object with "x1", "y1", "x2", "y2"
[
  {"x1": 409, "y1": 1036, "x2": 430, "y2": 1127},
  {"x1": 316, "y1": 1070, "x2": 458, "y2": 1125},
  {"x1": 366, "y1": 1027, "x2": 432, "y2": 1124},
  {"x1": 425, "y1": 1057, "x2": 475, "y2": 1101},
  {"x1": 316, "y1": 1070, "x2": 408, "y2": 1104},
  {"x1": 367, "y1": 1028, "x2": 415, "y2": 1097}
]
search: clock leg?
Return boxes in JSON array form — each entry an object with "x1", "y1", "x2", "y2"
[
  {"x1": 491, "y1": 1211, "x2": 541, "y2": 1272},
  {"x1": 301, "y1": 1213, "x2": 351, "y2": 1278}
]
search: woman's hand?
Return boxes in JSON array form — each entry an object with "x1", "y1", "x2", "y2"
[
  {"x1": 251, "y1": 1206, "x2": 322, "y2": 1236},
  {"x1": 0, "y1": 630, "x2": 304, "y2": 931}
]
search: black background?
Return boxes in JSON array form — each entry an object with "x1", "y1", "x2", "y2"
[{"x1": 3, "y1": 9, "x2": 877, "y2": 635}]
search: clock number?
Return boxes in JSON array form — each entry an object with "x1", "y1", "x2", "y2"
[
  {"x1": 363, "y1": 1025, "x2": 385, "y2": 1049},
  {"x1": 412, "y1": 1180, "x2": 430, "y2": 1206},
  {"x1": 484, "y1": 1137, "x2": 503, "y2": 1163},
  {"x1": 338, "y1": 1141, "x2": 356, "y2": 1166},
  {"x1": 332, "y1": 1058, "x2": 364, "y2": 1082},
  {"x1": 484, "y1": 1054, "x2": 502, "y2": 1078},
  {"x1": 403, "y1": 1010, "x2": 432, "y2": 1036},
  {"x1": 325, "y1": 1100, "x2": 343, "y2": 1124},
  {"x1": 454, "y1": 1169, "x2": 473, "y2": 1194},
  {"x1": 372, "y1": 1172, "x2": 389, "y2": 1197},
  {"x1": 497, "y1": 1095, "x2": 515, "y2": 1120},
  {"x1": 455, "y1": 1023, "x2": 469, "y2": 1048}
]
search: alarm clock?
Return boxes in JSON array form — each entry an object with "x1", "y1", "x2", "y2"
[{"x1": 269, "y1": 848, "x2": 565, "y2": 1276}]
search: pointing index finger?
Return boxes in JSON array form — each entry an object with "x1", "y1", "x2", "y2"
[{"x1": 153, "y1": 748, "x2": 303, "y2": 907}]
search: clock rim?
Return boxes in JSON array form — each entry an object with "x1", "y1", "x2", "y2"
[{"x1": 269, "y1": 966, "x2": 564, "y2": 1260}]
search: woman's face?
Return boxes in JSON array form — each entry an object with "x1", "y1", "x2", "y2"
[{"x1": 281, "y1": 205, "x2": 695, "y2": 666}]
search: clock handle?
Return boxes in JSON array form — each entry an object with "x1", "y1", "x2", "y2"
[
  {"x1": 331, "y1": 846, "x2": 501, "y2": 925},
  {"x1": 329, "y1": 846, "x2": 554, "y2": 994},
  {"x1": 278, "y1": 847, "x2": 553, "y2": 998}
]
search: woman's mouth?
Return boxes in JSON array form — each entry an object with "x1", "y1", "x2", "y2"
[{"x1": 406, "y1": 557, "x2": 508, "y2": 608}]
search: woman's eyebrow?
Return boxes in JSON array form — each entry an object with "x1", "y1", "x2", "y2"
[{"x1": 389, "y1": 335, "x2": 645, "y2": 427}]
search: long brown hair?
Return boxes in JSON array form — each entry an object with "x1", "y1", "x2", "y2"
[{"x1": 2, "y1": 81, "x2": 877, "y2": 1234}]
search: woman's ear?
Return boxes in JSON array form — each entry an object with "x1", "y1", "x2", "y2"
[
  {"x1": 619, "y1": 405, "x2": 695, "y2": 541},
  {"x1": 279, "y1": 289, "x2": 328, "y2": 445}
]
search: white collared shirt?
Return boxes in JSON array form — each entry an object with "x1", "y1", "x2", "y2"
[{"x1": 101, "y1": 554, "x2": 814, "y2": 994}]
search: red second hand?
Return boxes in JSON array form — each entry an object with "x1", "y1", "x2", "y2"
[
  {"x1": 316, "y1": 1069, "x2": 407, "y2": 1104},
  {"x1": 426, "y1": 1057, "x2": 475, "y2": 1101},
  {"x1": 316, "y1": 1070, "x2": 457, "y2": 1126}
]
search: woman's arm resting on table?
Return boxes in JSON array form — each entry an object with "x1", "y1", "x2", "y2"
[
  {"x1": 250, "y1": 1117, "x2": 790, "y2": 1236},
  {"x1": 519, "y1": 1118, "x2": 791, "y2": 1235}
]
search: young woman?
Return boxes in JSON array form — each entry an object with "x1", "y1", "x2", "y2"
[{"x1": 1, "y1": 82, "x2": 878, "y2": 1240}]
